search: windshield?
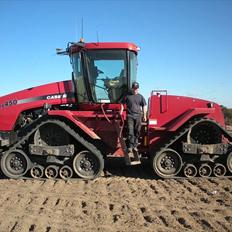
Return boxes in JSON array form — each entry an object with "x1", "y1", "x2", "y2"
[
  {"x1": 71, "y1": 49, "x2": 137, "y2": 103},
  {"x1": 85, "y1": 50, "x2": 127, "y2": 103}
]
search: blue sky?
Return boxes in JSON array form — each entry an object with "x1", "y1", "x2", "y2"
[{"x1": 0, "y1": 0, "x2": 232, "y2": 107}]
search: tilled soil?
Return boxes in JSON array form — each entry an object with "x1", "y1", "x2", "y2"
[{"x1": 0, "y1": 162, "x2": 231, "y2": 232}]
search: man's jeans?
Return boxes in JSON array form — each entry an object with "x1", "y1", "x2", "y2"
[{"x1": 127, "y1": 115, "x2": 142, "y2": 149}]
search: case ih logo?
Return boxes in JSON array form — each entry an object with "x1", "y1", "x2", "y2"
[
  {"x1": 0, "y1": 93, "x2": 73, "y2": 109},
  {"x1": 46, "y1": 94, "x2": 67, "y2": 100}
]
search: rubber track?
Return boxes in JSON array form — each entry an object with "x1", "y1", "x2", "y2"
[
  {"x1": 151, "y1": 118, "x2": 232, "y2": 178},
  {"x1": 157, "y1": 118, "x2": 232, "y2": 153},
  {"x1": 2, "y1": 117, "x2": 232, "y2": 180},
  {"x1": 1, "y1": 117, "x2": 103, "y2": 179}
]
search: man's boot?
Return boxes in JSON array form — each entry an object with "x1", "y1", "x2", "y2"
[
  {"x1": 133, "y1": 148, "x2": 138, "y2": 153},
  {"x1": 128, "y1": 148, "x2": 134, "y2": 158}
]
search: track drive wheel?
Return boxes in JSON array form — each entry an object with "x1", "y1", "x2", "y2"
[
  {"x1": 213, "y1": 163, "x2": 226, "y2": 177},
  {"x1": 183, "y1": 164, "x2": 197, "y2": 178},
  {"x1": 227, "y1": 152, "x2": 232, "y2": 173},
  {"x1": 34, "y1": 123, "x2": 70, "y2": 146},
  {"x1": 152, "y1": 149, "x2": 183, "y2": 178},
  {"x1": 1, "y1": 149, "x2": 30, "y2": 179},
  {"x1": 30, "y1": 165, "x2": 44, "y2": 179},
  {"x1": 59, "y1": 165, "x2": 73, "y2": 180},
  {"x1": 187, "y1": 120, "x2": 222, "y2": 144},
  {"x1": 199, "y1": 163, "x2": 212, "y2": 177},
  {"x1": 73, "y1": 150, "x2": 104, "y2": 179},
  {"x1": 45, "y1": 165, "x2": 59, "y2": 179}
]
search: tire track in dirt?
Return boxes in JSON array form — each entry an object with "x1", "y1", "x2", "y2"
[
  {"x1": 0, "y1": 176, "x2": 231, "y2": 231},
  {"x1": 178, "y1": 178, "x2": 232, "y2": 232},
  {"x1": 126, "y1": 179, "x2": 162, "y2": 228},
  {"x1": 148, "y1": 179, "x2": 201, "y2": 231}
]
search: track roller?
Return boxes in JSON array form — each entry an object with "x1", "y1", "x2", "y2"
[
  {"x1": 30, "y1": 165, "x2": 44, "y2": 179},
  {"x1": 199, "y1": 163, "x2": 212, "y2": 177},
  {"x1": 227, "y1": 152, "x2": 232, "y2": 173},
  {"x1": 152, "y1": 149, "x2": 183, "y2": 178},
  {"x1": 213, "y1": 163, "x2": 226, "y2": 177},
  {"x1": 73, "y1": 150, "x2": 104, "y2": 179},
  {"x1": 1, "y1": 149, "x2": 30, "y2": 179},
  {"x1": 45, "y1": 165, "x2": 59, "y2": 179},
  {"x1": 59, "y1": 165, "x2": 73, "y2": 180},
  {"x1": 183, "y1": 164, "x2": 197, "y2": 178}
]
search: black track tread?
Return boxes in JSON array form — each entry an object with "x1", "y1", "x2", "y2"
[
  {"x1": 151, "y1": 118, "x2": 232, "y2": 178},
  {"x1": 1, "y1": 117, "x2": 104, "y2": 180}
]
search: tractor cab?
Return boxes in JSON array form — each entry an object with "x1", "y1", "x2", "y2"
[
  {"x1": 67, "y1": 42, "x2": 139, "y2": 105},
  {"x1": 64, "y1": 42, "x2": 141, "y2": 165}
]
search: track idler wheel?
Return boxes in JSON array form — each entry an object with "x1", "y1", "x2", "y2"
[
  {"x1": 198, "y1": 163, "x2": 212, "y2": 177},
  {"x1": 213, "y1": 163, "x2": 226, "y2": 177},
  {"x1": 73, "y1": 150, "x2": 104, "y2": 179},
  {"x1": 183, "y1": 164, "x2": 197, "y2": 178},
  {"x1": 1, "y1": 149, "x2": 30, "y2": 179},
  {"x1": 227, "y1": 152, "x2": 232, "y2": 173},
  {"x1": 59, "y1": 165, "x2": 73, "y2": 180},
  {"x1": 45, "y1": 165, "x2": 59, "y2": 179},
  {"x1": 152, "y1": 149, "x2": 183, "y2": 178},
  {"x1": 30, "y1": 165, "x2": 44, "y2": 179}
]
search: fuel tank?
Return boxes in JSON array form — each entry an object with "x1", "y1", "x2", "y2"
[{"x1": 0, "y1": 80, "x2": 75, "y2": 131}]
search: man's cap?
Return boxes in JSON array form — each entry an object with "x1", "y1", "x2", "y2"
[{"x1": 132, "y1": 82, "x2": 139, "y2": 89}]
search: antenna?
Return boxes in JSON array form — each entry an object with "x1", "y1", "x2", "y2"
[
  {"x1": 81, "y1": 17, "x2": 83, "y2": 38},
  {"x1": 80, "y1": 17, "x2": 84, "y2": 43},
  {"x1": 97, "y1": 31, "x2": 99, "y2": 45}
]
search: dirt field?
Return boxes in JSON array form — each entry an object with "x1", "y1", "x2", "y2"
[{"x1": 0, "y1": 161, "x2": 231, "y2": 232}]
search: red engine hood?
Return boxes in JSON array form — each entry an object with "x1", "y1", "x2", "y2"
[
  {"x1": 0, "y1": 80, "x2": 75, "y2": 107},
  {"x1": 149, "y1": 94, "x2": 225, "y2": 129},
  {"x1": 0, "y1": 80, "x2": 75, "y2": 131}
]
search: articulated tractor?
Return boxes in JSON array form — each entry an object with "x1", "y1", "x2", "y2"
[{"x1": 0, "y1": 41, "x2": 231, "y2": 180}]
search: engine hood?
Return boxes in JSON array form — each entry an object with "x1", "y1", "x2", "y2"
[
  {"x1": 149, "y1": 94, "x2": 225, "y2": 128},
  {"x1": 0, "y1": 80, "x2": 75, "y2": 109},
  {"x1": 0, "y1": 80, "x2": 75, "y2": 131}
]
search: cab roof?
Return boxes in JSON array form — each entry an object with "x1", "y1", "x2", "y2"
[{"x1": 69, "y1": 42, "x2": 139, "y2": 54}]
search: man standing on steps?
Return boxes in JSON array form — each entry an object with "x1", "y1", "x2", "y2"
[{"x1": 121, "y1": 82, "x2": 147, "y2": 156}]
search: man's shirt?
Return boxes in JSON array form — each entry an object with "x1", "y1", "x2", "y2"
[{"x1": 123, "y1": 92, "x2": 146, "y2": 117}]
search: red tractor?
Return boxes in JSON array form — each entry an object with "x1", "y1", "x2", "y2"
[{"x1": 0, "y1": 41, "x2": 231, "y2": 180}]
